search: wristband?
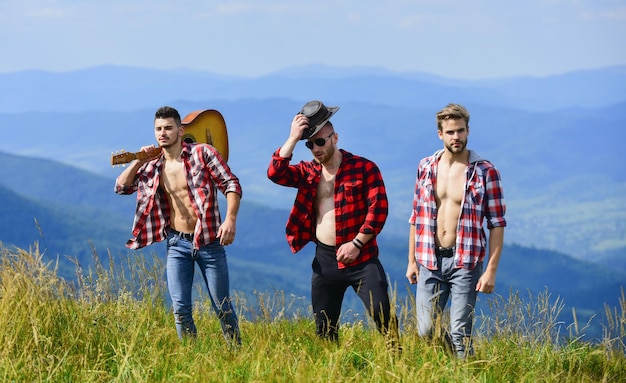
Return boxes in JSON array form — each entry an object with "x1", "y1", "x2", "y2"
[
  {"x1": 353, "y1": 238, "x2": 364, "y2": 247},
  {"x1": 352, "y1": 239, "x2": 362, "y2": 250}
]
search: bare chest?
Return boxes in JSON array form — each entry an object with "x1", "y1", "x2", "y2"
[
  {"x1": 435, "y1": 163, "x2": 466, "y2": 204},
  {"x1": 317, "y1": 169, "x2": 335, "y2": 200},
  {"x1": 160, "y1": 159, "x2": 188, "y2": 195}
]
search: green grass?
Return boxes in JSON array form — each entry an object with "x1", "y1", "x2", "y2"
[{"x1": 1, "y1": 244, "x2": 624, "y2": 382}]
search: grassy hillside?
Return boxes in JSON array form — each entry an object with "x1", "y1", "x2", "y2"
[
  {"x1": 1, "y1": 246, "x2": 624, "y2": 382},
  {"x1": 0, "y1": 152, "x2": 624, "y2": 343}
]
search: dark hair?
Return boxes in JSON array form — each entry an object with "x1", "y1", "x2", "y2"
[{"x1": 154, "y1": 106, "x2": 182, "y2": 126}]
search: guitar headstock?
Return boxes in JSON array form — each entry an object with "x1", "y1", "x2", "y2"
[
  {"x1": 111, "y1": 150, "x2": 136, "y2": 166},
  {"x1": 110, "y1": 147, "x2": 161, "y2": 166}
]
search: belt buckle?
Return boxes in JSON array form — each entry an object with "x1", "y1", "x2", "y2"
[
  {"x1": 437, "y1": 246, "x2": 455, "y2": 258},
  {"x1": 171, "y1": 229, "x2": 193, "y2": 241}
]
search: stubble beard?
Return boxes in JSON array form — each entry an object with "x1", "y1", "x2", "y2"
[
  {"x1": 158, "y1": 130, "x2": 180, "y2": 149},
  {"x1": 446, "y1": 139, "x2": 467, "y2": 154},
  {"x1": 317, "y1": 146, "x2": 335, "y2": 165}
]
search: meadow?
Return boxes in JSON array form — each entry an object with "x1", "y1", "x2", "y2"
[{"x1": 1, "y1": 244, "x2": 624, "y2": 382}]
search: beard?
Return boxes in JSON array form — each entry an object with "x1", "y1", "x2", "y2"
[
  {"x1": 445, "y1": 139, "x2": 467, "y2": 154},
  {"x1": 157, "y1": 131, "x2": 180, "y2": 149},
  {"x1": 313, "y1": 145, "x2": 335, "y2": 165}
]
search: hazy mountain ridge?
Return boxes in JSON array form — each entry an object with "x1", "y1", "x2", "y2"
[
  {"x1": 0, "y1": 152, "x2": 623, "y2": 341},
  {"x1": 1, "y1": 64, "x2": 625, "y2": 113},
  {"x1": 0, "y1": 64, "x2": 624, "y2": 262},
  {"x1": 1, "y1": 100, "x2": 623, "y2": 260},
  {"x1": 0, "y1": 181, "x2": 130, "y2": 278}
]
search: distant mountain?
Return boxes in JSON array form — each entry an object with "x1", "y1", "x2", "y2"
[
  {"x1": 0, "y1": 151, "x2": 135, "y2": 215},
  {"x1": 0, "y1": 182, "x2": 130, "y2": 278},
  {"x1": 0, "y1": 100, "x2": 624, "y2": 262},
  {"x1": 1, "y1": 64, "x2": 625, "y2": 114},
  {"x1": 0, "y1": 65, "x2": 624, "y2": 263},
  {"x1": 0, "y1": 64, "x2": 623, "y2": 341},
  {"x1": 0, "y1": 152, "x2": 623, "y2": 342}
]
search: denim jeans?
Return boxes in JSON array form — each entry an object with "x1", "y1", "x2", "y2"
[
  {"x1": 416, "y1": 256, "x2": 482, "y2": 358},
  {"x1": 166, "y1": 232, "x2": 240, "y2": 344}
]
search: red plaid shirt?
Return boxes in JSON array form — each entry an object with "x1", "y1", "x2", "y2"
[
  {"x1": 115, "y1": 142, "x2": 242, "y2": 250},
  {"x1": 268, "y1": 148, "x2": 388, "y2": 269},
  {"x1": 409, "y1": 149, "x2": 506, "y2": 270}
]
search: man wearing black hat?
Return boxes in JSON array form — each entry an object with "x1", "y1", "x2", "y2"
[{"x1": 267, "y1": 100, "x2": 398, "y2": 344}]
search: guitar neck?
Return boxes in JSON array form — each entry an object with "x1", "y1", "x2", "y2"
[
  {"x1": 134, "y1": 151, "x2": 159, "y2": 160},
  {"x1": 111, "y1": 147, "x2": 161, "y2": 166}
]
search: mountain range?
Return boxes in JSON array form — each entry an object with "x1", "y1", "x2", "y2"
[
  {"x1": 0, "y1": 64, "x2": 624, "y2": 261},
  {"x1": 0, "y1": 64, "x2": 624, "y2": 339},
  {"x1": 0, "y1": 149, "x2": 623, "y2": 341}
]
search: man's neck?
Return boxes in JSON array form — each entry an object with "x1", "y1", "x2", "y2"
[
  {"x1": 322, "y1": 150, "x2": 342, "y2": 172},
  {"x1": 440, "y1": 149, "x2": 469, "y2": 166},
  {"x1": 162, "y1": 142, "x2": 183, "y2": 161}
]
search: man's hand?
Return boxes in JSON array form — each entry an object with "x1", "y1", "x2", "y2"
[
  {"x1": 217, "y1": 218, "x2": 236, "y2": 246},
  {"x1": 279, "y1": 114, "x2": 309, "y2": 158},
  {"x1": 336, "y1": 241, "x2": 360, "y2": 264},
  {"x1": 476, "y1": 270, "x2": 496, "y2": 294},
  {"x1": 406, "y1": 262, "x2": 419, "y2": 285},
  {"x1": 289, "y1": 113, "x2": 309, "y2": 141}
]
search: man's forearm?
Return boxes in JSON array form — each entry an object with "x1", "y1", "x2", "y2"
[{"x1": 485, "y1": 226, "x2": 505, "y2": 273}]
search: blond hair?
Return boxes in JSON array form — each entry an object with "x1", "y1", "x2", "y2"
[{"x1": 436, "y1": 103, "x2": 470, "y2": 130}]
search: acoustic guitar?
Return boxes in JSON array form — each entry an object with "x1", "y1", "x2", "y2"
[
  {"x1": 110, "y1": 146, "x2": 162, "y2": 166},
  {"x1": 110, "y1": 109, "x2": 230, "y2": 166}
]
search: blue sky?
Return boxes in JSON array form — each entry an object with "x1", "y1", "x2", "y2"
[{"x1": 1, "y1": 0, "x2": 625, "y2": 79}]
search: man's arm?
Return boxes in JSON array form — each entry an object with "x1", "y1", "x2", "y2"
[
  {"x1": 406, "y1": 225, "x2": 419, "y2": 284},
  {"x1": 268, "y1": 114, "x2": 310, "y2": 186},
  {"x1": 217, "y1": 191, "x2": 241, "y2": 246},
  {"x1": 477, "y1": 163, "x2": 506, "y2": 293},
  {"x1": 476, "y1": 226, "x2": 504, "y2": 293},
  {"x1": 336, "y1": 161, "x2": 387, "y2": 264},
  {"x1": 361, "y1": 161, "x2": 388, "y2": 236},
  {"x1": 278, "y1": 114, "x2": 308, "y2": 158},
  {"x1": 115, "y1": 146, "x2": 156, "y2": 193},
  {"x1": 116, "y1": 160, "x2": 143, "y2": 187}
]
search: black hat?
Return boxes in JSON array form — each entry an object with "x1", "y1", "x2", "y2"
[{"x1": 299, "y1": 100, "x2": 339, "y2": 140}]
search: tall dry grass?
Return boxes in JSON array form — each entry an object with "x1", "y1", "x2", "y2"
[{"x1": 0, "y1": 244, "x2": 624, "y2": 382}]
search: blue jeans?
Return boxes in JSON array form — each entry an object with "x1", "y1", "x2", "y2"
[
  {"x1": 166, "y1": 232, "x2": 240, "y2": 344},
  {"x1": 416, "y1": 256, "x2": 482, "y2": 358}
]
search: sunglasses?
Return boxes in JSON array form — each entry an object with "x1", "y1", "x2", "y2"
[{"x1": 305, "y1": 132, "x2": 335, "y2": 149}]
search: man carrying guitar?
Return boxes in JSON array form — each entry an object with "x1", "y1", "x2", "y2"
[{"x1": 115, "y1": 106, "x2": 242, "y2": 345}]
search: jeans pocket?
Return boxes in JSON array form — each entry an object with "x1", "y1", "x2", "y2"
[{"x1": 167, "y1": 234, "x2": 180, "y2": 247}]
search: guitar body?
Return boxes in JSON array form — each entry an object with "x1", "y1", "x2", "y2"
[
  {"x1": 111, "y1": 108, "x2": 230, "y2": 166},
  {"x1": 182, "y1": 109, "x2": 229, "y2": 162}
]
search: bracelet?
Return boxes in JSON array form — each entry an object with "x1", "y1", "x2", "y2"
[
  {"x1": 352, "y1": 239, "x2": 363, "y2": 250},
  {"x1": 353, "y1": 237, "x2": 364, "y2": 247}
]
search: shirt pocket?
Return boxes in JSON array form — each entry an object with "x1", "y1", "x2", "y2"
[
  {"x1": 137, "y1": 176, "x2": 157, "y2": 197},
  {"x1": 416, "y1": 178, "x2": 433, "y2": 203},
  {"x1": 343, "y1": 180, "x2": 363, "y2": 203},
  {"x1": 190, "y1": 168, "x2": 206, "y2": 189},
  {"x1": 466, "y1": 178, "x2": 485, "y2": 206}
]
